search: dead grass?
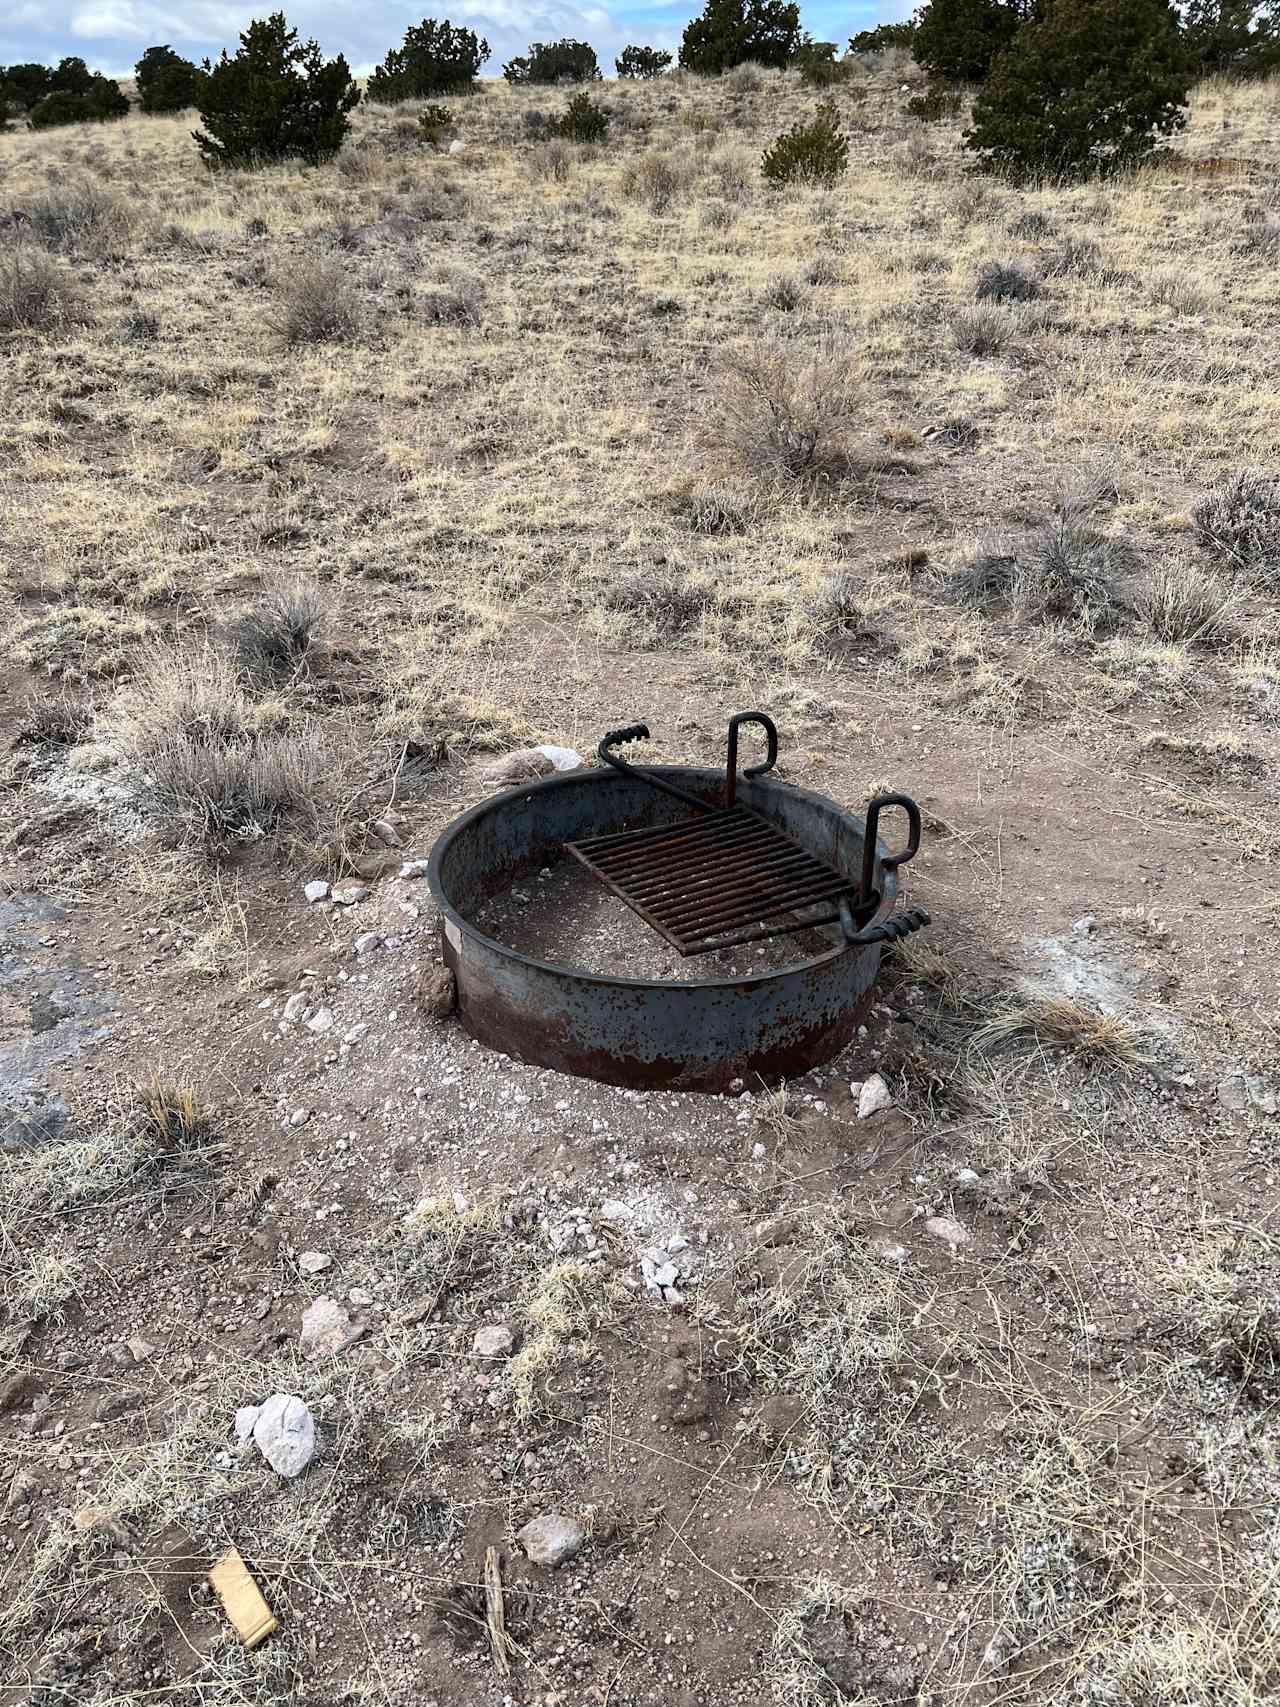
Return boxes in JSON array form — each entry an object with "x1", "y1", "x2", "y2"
[
  {"x1": 711, "y1": 338, "x2": 862, "y2": 483},
  {"x1": 973, "y1": 993, "x2": 1152, "y2": 1066},
  {"x1": 0, "y1": 244, "x2": 91, "y2": 332}
]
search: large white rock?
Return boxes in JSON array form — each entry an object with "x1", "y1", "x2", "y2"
[
  {"x1": 858, "y1": 1074, "x2": 894, "y2": 1119},
  {"x1": 239, "y1": 1394, "x2": 316, "y2": 1478}
]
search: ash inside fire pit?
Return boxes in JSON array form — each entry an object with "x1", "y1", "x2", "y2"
[{"x1": 475, "y1": 856, "x2": 840, "y2": 982}]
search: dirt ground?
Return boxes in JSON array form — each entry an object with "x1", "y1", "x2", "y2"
[{"x1": 2, "y1": 53, "x2": 1279, "y2": 1707}]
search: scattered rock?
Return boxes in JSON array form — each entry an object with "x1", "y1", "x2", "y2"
[
  {"x1": 858, "y1": 1074, "x2": 894, "y2": 1119},
  {"x1": 472, "y1": 1323, "x2": 515, "y2": 1359},
  {"x1": 1071, "y1": 914, "x2": 1097, "y2": 937},
  {"x1": 416, "y1": 964, "x2": 456, "y2": 1019},
  {"x1": 303, "y1": 880, "x2": 330, "y2": 904},
  {"x1": 517, "y1": 1513, "x2": 586, "y2": 1568},
  {"x1": 400, "y1": 859, "x2": 430, "y2": 879},
  {"x1": 126, "y1": 1339, "x2": 159, "y2": 1363},
  {"x1": 343, "y1": 1023, "x2": 369, "y2": 1045},
  {"x1": 657, "y1": 1357, "x2": 714, "y2": 1425},
  {"x1": 353, "y1": 932, "x2": 383, "y2": 957},
  {"x1": 96, "y1": 1388, "x2": 142, "y2": 1423},
  {"x1": 877, "y1": 1240, "x2": 908, "y2": 1265},
  {"x1": 300, "y1": 1295, "x2": 357, "y2": 1359},
  {"x1": 333, "y1": 884, "x2": 369, "y2": 906},
  {"x1": 289, "y1": 1107, "x2": 310, "y2": 1127},
  {"x1": 480, "y1": 749, "x2": 556, "y2": 788},
  {"x1": 5, "y1": 1467, "x2": 37, "y2": 1513},
  {"x1": 925, "y1": 1216, "x2": 971, "y2": 1250},
  {"x1": 305, "y1": 1007, "x2": 334, "y2": 1034},
  {"x1": 1217, "y1": 1072, "x2": 1277, "y2": 1116},
  {"x1": 600, "y1": 1199, "x2": 634, "y2": 1221},
  {"x1": 0, "y1": 1370, "x2": 37, "y2": 1414},
  {"x1": 239, "y1": 1393, "x2": 316, "y2": 1478},
  {"x1": 954, "y1": 1168, "x2": 981, "y2": 1186},
  {"x1": 282, "y1": 992, "x2": 310, "y2": 1024},
  {"x1": 297, "y1": 1251, "x2": 332, "y2": 1276}
]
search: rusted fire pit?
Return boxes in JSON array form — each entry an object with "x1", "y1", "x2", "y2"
[{"x1": 427, "y1": 715, "x2": 929, "y2": 1093}]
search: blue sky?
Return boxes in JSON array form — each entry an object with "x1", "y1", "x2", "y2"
[{"x1": 0, "y1": 0, "x2": 911, "y2": 80}]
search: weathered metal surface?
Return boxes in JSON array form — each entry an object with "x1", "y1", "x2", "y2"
[{"x1": 427, "y1": 766, "x2": 901, "y2": 1094}]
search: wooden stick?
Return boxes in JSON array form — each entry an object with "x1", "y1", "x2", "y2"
[{"x1": 483, "y1": 1545, "x2": 511, "y2": 1677}]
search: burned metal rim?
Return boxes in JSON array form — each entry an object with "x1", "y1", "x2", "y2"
[{"x1": 426, "y1": 765, "x2": 903, "y2": 1093}]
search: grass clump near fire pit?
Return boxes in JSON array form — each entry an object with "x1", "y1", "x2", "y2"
[
  {"x1": 973, "y1": 992, "x2": 1151, "y2": 1066},
  {"x1": 509, "y1": 1260, "x2": 607, "y2": 1420}
]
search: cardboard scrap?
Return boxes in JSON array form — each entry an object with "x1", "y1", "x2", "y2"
[{"x1": 208, "y1": 1546, "x2": 278, "y2": 1649}]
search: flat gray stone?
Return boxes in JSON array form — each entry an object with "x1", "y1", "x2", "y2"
[
  {"x1": 858, "y1": 1074, "x2": 894, "y2": 1119},
  {"x1": 300, "y1": 1295, "x2": 354, "y2": 1359},
  {"x1": 472, "y1": 1323, "x2": 515, "y2": 1359},
  {"x1": 518, "y1": 1512, "x2": 586, "y2": 1567},
  {"x1": 303, "y1": 880, "x2": 330, "y2": 904}
]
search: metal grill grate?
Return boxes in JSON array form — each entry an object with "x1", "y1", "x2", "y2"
[{"x1": 565, "y1": 806, "x2": 859, "y2": 957}]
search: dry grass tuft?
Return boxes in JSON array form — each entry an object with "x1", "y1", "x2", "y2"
[
  {"x1": 0, "y1": 244, "x2": 91, "y2": 333},
  {"x1": 1142, "y1": 561, "x2": 1238, "y2": 644},
  {"x1": 231, "y1": 581, "x2": 325, "y2": 681},
  {"x1": 1192, "y1": 469, "x2": 1280, "y2": 589},
  {"x1": 268, "y1": 255, "x2": 362, "y2": 346},
  {"x1": 712, "y1": 339, "x2": 861, "y2": 482},
  {"x1": 974, "y1": 994, "x2": 1150, "y2": 1066}
]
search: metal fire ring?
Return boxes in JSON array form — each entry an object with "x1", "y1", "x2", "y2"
[{"x1": 427, "y1": 763, "x2": 922, "y2": 1094}]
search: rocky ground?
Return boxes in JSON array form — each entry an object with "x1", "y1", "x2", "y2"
[{"x1": 2, "y1": 53, "x2": 1279, "y2": 1707}]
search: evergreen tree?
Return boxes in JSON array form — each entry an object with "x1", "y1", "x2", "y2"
[
  {"x1": 1183, "y1": 0, "x2": 1280, "y2": 75},
  {"x1": 136, "y1": 45, "x2": 205, "y2": 113},
  {"x1": 914, "y1": 0, "x2": 1034, "y2": 82},
  {"x1": 616, "y1": 45, "x2": 673, "y2": 77},
  {"x1": 502, "y1": 39, "x2": 600, "y2": 82},
  {"x1": 366, "y1": 19, "x2": 489, "y2": 100},
  {"x1": 678, "y1": 0, "x2": 802, "y2": 73},
  {"x1": 965, "y1": 0, "x2": 1191, "y2": 176},
  {"x1": 193, "y1": 13, "x2": 359, "y2": 168}
]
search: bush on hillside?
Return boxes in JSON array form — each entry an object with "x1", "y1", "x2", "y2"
[
  {"x1": 761, "y1": 100, "x2": 848, "y2": 186},
  {"x1": 848, "y1": 21, "x2": 917, "y2": 54},
  {"x1": 616, "y1": 44, "x2": 673, "y2": 77},
  {"x1": 416, "y1": 102, "x2": 455, "y2": 145},
  {"x1": 194, "y1": 12, "x2": 359, "y2": 168},
  {"x1": 29, "y1": 77, "x2": 129, "y2": 127},
  {"x1": 546, "y1": 92, "x2": 609, "y2": 142},
  {"x1": 366, "y1": 19, "x2": 489, "y2": 100},
  {"x1": 792, "y1": 39, "x2": 851, "y2": 84},
  {"x1": 679, "y1": 0, "x2": 802, "y2": 74},
  {"x1": 914, "y1": 0, "x2": 1031, "y2": 82},
  {"x1": 503, "y1": 39, "x2": 600, "y2": 83},
  {"x1": 907, "y1": 84, "x2": 963, "y2": 120},
  {"x1": 135, "y1": 45, "x2": 205, "y2": 112},
  {"x1": 965, "y1": 0, "x2": 1191, "y2": 179}
]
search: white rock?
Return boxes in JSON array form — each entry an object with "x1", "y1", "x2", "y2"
[
  {"x1": 297, "y1": 1251, "x2": 332, "y2": 1275},
  {"x1": 954, "y1": 1168, "x2": 981, "y2": 1186},
  {"x1": 878, "y1": 1242, "x2": 908, "y2": 1265},
  {"x1": 925, "y1": 1216, "x2": 971, "y2": 1249},
  {"x1": 400, "y1": 859, "x2": 430, "y2": 879},
  {"x1": 126, "y1": 1338, "x2": 159, "y2": 1362},
  {"x1": 305, "y1": 1007, "x2": 334, "y2": 1034},
  {"x1": 517, "y1": 1513, "x2": 586, "y2": 1567},
  {"x1": 1071, "y1": 914, "x2": 1097, "y2": 937},
  {"x1": 448, "y1": 138, "x2": 465, "y2": 155},
  {"x1": 848, "y1": 1079, "x2": 865, "y2": 1101},
  {"x1": 234, "y1": 1404, "x2": 260, "y2": 1444},
  {"x1": 472, "y1": 1323, "x2": 515, "y2": 1358},
  {"x1": 650, "y1": 1261, "x2": 679, "y2": 1289},
  {"x1": 289, "y1": 1108, "x2": 310, "y2": 1127},
  {"x1": 282, "y1": 992, "x2": 311, "y2": 1024},
  {"x1": 343, "y1": 1023, "x2": 369, "y2": 1046},
  {"x1": 250, "y1": 1393, "x2": 315, "y2": 1478},
  {"x1": 333, "y1": 884, "x2": 369, "y2": 906},
  {"x1": 858, "y1": 1074, "x2": 894, "y2": 1119},
  {"x1": 300, "y1": 1295, "x2": 354, "y2": 1359},
  {"x1": 304, "y1": 880, "x2": 330, "y2": 904},
  {"x1": 600, "y1": 1199, "x2": 634, "y2": 1221},
  {"x1": 533, "y1": 744, "x2": 583, "y2": 772}
]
